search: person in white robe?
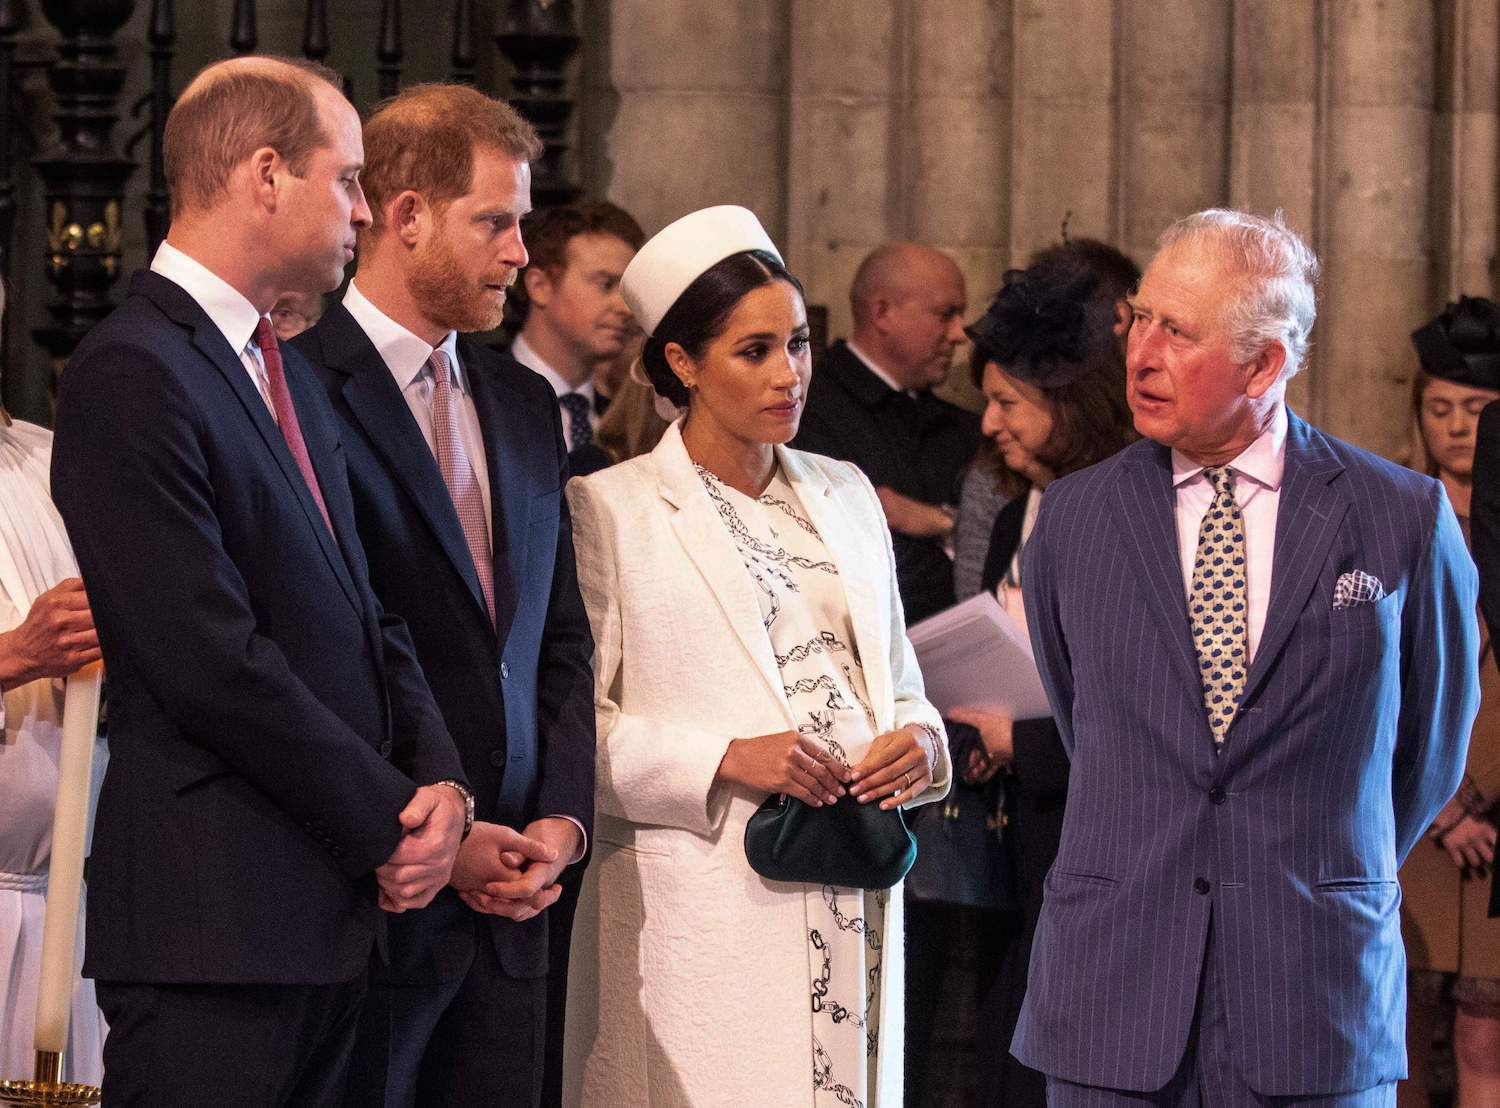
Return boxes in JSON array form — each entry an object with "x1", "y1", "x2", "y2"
[{"x1": 0, "y1": 280, "x2": 107, "y2": 1085}]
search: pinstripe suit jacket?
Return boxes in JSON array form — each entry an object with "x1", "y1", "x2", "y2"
[{"x1": 1011, "y1": 411, "x2": 1479, "y2": 1096}]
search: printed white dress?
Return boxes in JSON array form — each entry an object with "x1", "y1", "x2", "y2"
[{"x1": 697, "y1": 464, "x2": 888, "y2": 1108}]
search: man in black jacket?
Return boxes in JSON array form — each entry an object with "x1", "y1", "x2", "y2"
[
  {"x1": 793, "y1": 242, "x2": 981, "y2": 624},
  {"x1": 294, "y1": 83, "x2": 595, "y2": 1108}
]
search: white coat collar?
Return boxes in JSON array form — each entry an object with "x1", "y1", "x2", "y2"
[{"x1": 648, "y1": 421, "x2": 890, "y2": 730}]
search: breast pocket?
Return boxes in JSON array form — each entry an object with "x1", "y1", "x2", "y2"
[{"x1": 1328, "y1": 590, "x2": 1400, "y2": 637}]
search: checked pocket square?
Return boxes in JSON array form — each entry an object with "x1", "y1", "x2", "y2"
[{"x1": 1332, "y1": 570, "x2": 1386, "y2": 610}]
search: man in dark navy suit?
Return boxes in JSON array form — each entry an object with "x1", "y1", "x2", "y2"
[
  {"x1": 1015, "y1": 210, "x2": 1479, "y2": 1106},
  {"x1": 50, "y1": 58, "x2": 471, "y2": 1106},
  {"x1": 293, "y1": 84, "x2": 595, "y2": 1108}
]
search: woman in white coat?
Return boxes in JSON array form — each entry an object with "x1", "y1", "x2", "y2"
[{"x1": 562, "y1": 206, "x2": 951, "y2": 1108}]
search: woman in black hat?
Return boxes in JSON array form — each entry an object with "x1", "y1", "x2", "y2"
[
  {"x1": 1399, "y1": 296, "x2": 1500, "y2": 1108},
  {"x1": 938, "y1": 256, "x2": 1137, "y2": 1107}
]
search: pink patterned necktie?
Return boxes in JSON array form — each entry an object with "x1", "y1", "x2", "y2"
[
  {"x1": 253, "y1": 317, "x2": 333, "y2": 534},
  {"x1": 429, "y1": 349, "x2": 496, "y2": 624}
]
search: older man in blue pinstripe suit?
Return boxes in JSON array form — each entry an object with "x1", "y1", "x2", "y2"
[{"x1": 1013, "y1": 209, "x2": 1479, "y2": 1106}]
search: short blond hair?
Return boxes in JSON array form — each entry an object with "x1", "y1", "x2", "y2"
[
  {"x1": 164, "y1": 56, "x2": 342, "y2": 217},
  {"x1": 361, "y1": 83, "x2": 542, "y2": 231}
]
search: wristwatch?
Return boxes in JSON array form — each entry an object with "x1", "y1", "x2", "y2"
[{"x1": 432, "y1": 779, "x2": 475, "y2": 840}]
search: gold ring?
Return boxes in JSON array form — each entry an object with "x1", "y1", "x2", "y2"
[{"x1": 901, "y1": 772, "x2": 912, "y2": 793}]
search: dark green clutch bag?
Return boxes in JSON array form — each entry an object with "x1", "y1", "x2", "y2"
[{"x1": 744, "y1": 791, "x2": 918, "y2": 890}]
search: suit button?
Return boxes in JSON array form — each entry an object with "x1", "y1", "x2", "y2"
[
  {"x1": 1208, "y1": 786, "x2": 1226, "y2": 805},
  {"x1": 489, "y1": 749, "x2": 506, "y2": 768},
  {"x1": 500, "y1": 661, "x2": 510, "y2": 680},
  {"x1": 1193, "y1": 877, "x2": 1211, "y2": 896},
  {"x1": 379, "y1": 740, "x2": 393, "y2": 758}
]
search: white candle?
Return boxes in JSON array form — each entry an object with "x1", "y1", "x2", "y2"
[{"x1": 33, "y1": 661, "x2": 103, "y2": 1057}]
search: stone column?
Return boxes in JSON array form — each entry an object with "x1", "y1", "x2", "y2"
[
  {"x1": 1317, "y1": 0, "x2": 1435, "y2": 455},
  {"x1": 1228, "y1": 0, "x2": 1320, "y2": 417},
  {"x1": 1430, "y1": 0, "x2": 1499, "y2": 302},
  {"x1": 596, "y1": 0, "x2": 789, "y2": 239},
  {"x1": 1007, "y1": 0, "x2": 1119, "y2": 263},
  {"x1": 906, "y1": 0, "x2": 1012, "y2": 300},
  {"x1": 1115, "y1": 0, "x2": 1232, "y2": 262},
  {"x1": 908, "y1": 0, "x2": 1012, "y2": 409},
  {"x1": 784, "y1": 0, "x2": 903, "y2": 342}
]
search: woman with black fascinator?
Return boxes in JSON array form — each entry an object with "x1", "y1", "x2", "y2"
[{"x1": 950, "y1": 255, "x2": 1137, "y2": 1108}]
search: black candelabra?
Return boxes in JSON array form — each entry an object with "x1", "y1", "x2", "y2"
[
  {"x1": 32, "y1": 0, "x2": 137, "y2": 364},
  {"x1": 497, "y1": 0, "x2": 580, "y2": 206}
]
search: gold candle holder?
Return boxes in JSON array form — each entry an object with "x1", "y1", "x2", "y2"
[{"x1": 0, "y1": 1051, "x2": 101, "y2": 1106}]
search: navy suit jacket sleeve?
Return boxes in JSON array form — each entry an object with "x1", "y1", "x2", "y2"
[
  {"x1": 1392, "y1": 482, "x2": 1480, "y2": 862},
  {"x1": 1021, "y1": 494, "x2": 1076, "y2": 751},
  {"x1": 535, "y1": 406, "x2": 597, "y2": 837},
  {"x1": 53, "y1": 338, "x2": 418, "y2": 877},
  {"x1": 376, "y1": 604, "x2": 469, "y2": 788}
]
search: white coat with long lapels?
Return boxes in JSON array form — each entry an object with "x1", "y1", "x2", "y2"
[{"x1": 562, "y1": 420, "x2": 950, "y2": 1107}]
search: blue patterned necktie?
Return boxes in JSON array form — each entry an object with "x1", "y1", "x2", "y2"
[
  {"x1": 559, "y1": 392, "x2": 593, "y2": 450},
  {"x1": 1189, "y1": 465, "x2": 1249, "y2": 746}
]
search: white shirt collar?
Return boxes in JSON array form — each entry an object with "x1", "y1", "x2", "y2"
[
  {"x1": 150, "y1": 241, "x2": 263, "y2": 357},
  {"x1": 343, "y1": 281, "x2": 463, "y2": 393},
  {"x1": 512, "y1": 332, "x2": 595, "y2": 402},
  {"x1": 845, "y1": 340, "x2": 914, "y2": 397},
  {"x1": 1171, "y1": 401, "x2": 1288, "y2": 491}
]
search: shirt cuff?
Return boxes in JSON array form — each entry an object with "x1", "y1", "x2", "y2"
[{"x1": 547, "y1": 814, "x2": 588, "y2": 864}]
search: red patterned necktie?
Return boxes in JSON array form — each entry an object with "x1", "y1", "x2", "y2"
[
  {"x1": 253, "y1": 317, "x2": 333, "y2": 534},
  {"x1": 429, "y1": 350, "x2": 496, "y2": 624}
]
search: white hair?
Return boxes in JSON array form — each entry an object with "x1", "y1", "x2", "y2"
[{"x1": 1156, "y1": 208, "x2": 1320, "y2": 379}]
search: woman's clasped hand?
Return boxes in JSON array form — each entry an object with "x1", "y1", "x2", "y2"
[
  {"x1": 849, "y1": 726, "x2": 936, "y2": 809},
  {"x1": 720, "y1": 725, "x2": 934, "y2": 809}
]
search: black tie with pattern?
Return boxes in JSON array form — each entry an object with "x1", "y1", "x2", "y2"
[
  {"x1": 1189, "y1": 465, "x2": 1249, "y2": 746},
  {"x1": 559, "y1": 392, "x2": 593, "y2": 450}
]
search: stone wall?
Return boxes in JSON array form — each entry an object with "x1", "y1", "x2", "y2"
[
  {"x1": 579, "y1": 0, "x2": 1500, "y2": 456},
  {"x1": 4, "y1": 1, "x2": 1493, "y2": 454}
]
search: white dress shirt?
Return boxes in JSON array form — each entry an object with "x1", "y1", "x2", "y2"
[
  {"x1": 511, "y1": 333, "x2": 597, "y2": 452},
  {"x1": 343, "y1": 285, "x2": 586, "y2": 861},
  {"x1": 1171, "y1": 402, "x2": 1288, "y2": 663},
  {"x1": 150, "y1": 242, "x2": 277, "y2": 416},
  {"x1": 344, "y1": 283, "x2": 493, "y2": 541}
]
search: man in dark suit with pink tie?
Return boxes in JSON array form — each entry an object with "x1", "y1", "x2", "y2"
[
  {"x1": 50, "y1": 58, "x2": 471, "y2": 1105},
  {"x1": 293, "y1": 84, "x2": 595, "y2": 1108},
  {"x1": 1015, "y1": 209, "x2": 1479, "y2": 1106}
]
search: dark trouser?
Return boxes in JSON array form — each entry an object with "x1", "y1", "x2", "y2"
[
  {"x1": 96, "y1": 976, "x2": 367, "y2": 1107},
  {"x1": 540, "y1": 864, "x2": 584, "y2": 1108},
  {"x1": 903, "y1": 895, "x2": 1010, "y2": 1108},
  {"x1": 344, "y1": 917, "x2": 548, "y2": 1108}
]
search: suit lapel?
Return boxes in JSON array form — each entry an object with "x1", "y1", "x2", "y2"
[
  {"x1": 652, "y1": 425, "x2": 794, "y2": 723},
  {"x1": 1111, "y1": 443, "x2": 1202, "y2": 693},
  {"x1": 1237, "y1": 413, "x2": 1348, "y2": 709},
  {"x1": 779, "y1": 448, "x2": 892, "y2": 728},
  {"x1": 464, "y1": 340, "x2": 523, "y2": 644},
  {"x1": 168, "y1": 288, "x2": 362, "y2": 618},
  {"x1": 320, "y1": 307, "x2": 491, "y2": 628}
]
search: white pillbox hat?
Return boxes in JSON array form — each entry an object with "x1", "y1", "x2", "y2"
[{"x1": 620, "y1": 205, "x2": 782, "y2": 336}]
